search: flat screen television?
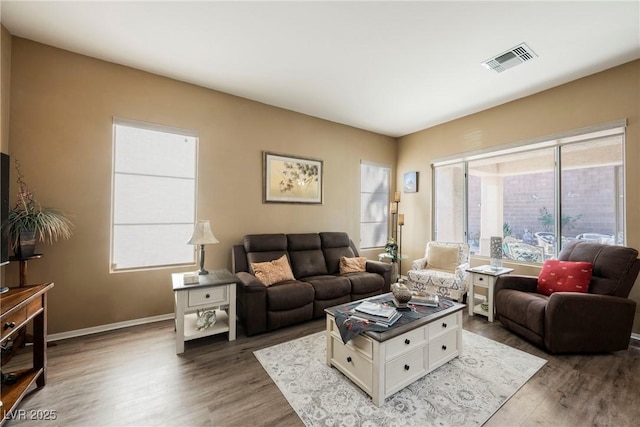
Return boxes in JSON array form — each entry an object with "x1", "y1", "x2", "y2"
[{"x1": 1, "y1": 152, "x2": 9, "y2": 266}]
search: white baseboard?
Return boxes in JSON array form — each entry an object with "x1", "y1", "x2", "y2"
[
  {"x1": 632, "y1": 332, "x2": 640, "y2": 342},
  {"x1": 48, "y1": 313, "x2": 174, "y2": 342}
]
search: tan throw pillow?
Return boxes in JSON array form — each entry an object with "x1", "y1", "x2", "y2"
[
  {"x1": 250, "y1": 255, "x2": 295, "y2": 286},
  {"x1": 427, "y1": 245, "x2": 459, "y2": 272},
  {"x1": 339, "y1": 256, "x2": 367, "y2": 273}
]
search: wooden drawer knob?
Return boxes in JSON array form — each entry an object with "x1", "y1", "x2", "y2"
[
  {"x1": 205, "y1": 294, "x2": 210, "y2": 299},
  {"x1": 4, "y1": 321, "x2": 16, "y2": 330}
]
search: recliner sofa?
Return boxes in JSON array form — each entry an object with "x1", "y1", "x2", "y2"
[
  {"x1": 495, "y1": 240, "x2": 640, "y2": 353},
  {"x1": 232, "y1": 232, "x2": 392, "y2": 336}
]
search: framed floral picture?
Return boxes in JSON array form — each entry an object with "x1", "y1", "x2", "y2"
[
  {"x1": 263, "y1": 152, "x2": 323, "y2": 204},
  {"x1": 403, "y1": 171, "x2": 418, "y2": 193}
]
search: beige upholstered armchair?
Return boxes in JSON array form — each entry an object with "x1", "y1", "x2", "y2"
[{"x1": 405, "y1": 241, "x2": 470, "y2": 302}]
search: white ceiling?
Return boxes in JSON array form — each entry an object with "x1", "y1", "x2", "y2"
[{"x1": 1, "y1": 1, "x2": 639, "y2": 137}]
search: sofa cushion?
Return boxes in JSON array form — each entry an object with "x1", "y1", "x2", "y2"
[
  {"x1": 244, "y1": 233, "x2": 287, "y2": 252},
  {"x1": 407, "y1": 268, "x2": 461, "y2": 291},
  {"x1": 319, "y1": 232, "x2": 351, "y2": 248},
  {"x1": 320, "y1": 232, "x2": 357, "y2": 274},
  {"x1": 537, "y1": 260, "x2": 592, "y2": 296},
  {"x1": 303, "y1": 275, "x2": 351, "y2": 300},
  {"x1": 345, "y1": 272, "x2": 384, "y2": 295},
  {"x1": 289, "y1": 250, "x2": 329, "y2": 278},
  {"x1": 427, "y1": 245, "x2": 459, "y2": 273},
  {"x1": 287, "y1": 234, "x2": 329, "y2": 278},
  {"x1": 339, "y1": 256, "x2": 367, "y2": 273},
  {"x1": 250, "y1": 255, "x2": 295, "y2": 286},
  {"x1": 266, "y1": 281, "x2": 315, "y2": 311}
]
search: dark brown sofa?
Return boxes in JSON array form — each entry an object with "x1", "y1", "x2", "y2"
[
  {"x1": 232, "y1": 232, "x2": 392, "y2": 336},
  {"x1": 495, "y1": 240, "x2": 640, "y2": 354}
]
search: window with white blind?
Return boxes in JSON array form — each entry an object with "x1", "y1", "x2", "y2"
[
  {"x1": 111, "y1": 119, "x2": 197, "y2": 271},
  {"x1": 360, "y1": 161, "x2": 390, "y2": 249}
]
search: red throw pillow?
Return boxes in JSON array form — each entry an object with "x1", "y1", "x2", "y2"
[{"x1": 537, "y1": 260, "x2": 593, "y2": 296}]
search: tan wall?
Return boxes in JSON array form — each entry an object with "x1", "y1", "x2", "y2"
[
  {"x1": 397, "y1": 60, "x2": 640, "y2": 332},
  {"x1": 1, "y1": 24, "x2": 10, "y2": 153},
  {"x1": 7, "y1": 37, "x2": 396, "y2": 334}
]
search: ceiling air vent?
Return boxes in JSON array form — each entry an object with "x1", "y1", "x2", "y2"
[{"x1": 481, "y1": 43, "x2": 537, "y2": 73}]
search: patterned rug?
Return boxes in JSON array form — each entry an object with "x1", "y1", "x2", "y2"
[{"x1": 254, "y1": 330, "x2": 546, "y2": 426}]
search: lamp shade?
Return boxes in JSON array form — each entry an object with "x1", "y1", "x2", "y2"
[{"x1": 187, "y1": 220, "x2": 219, "y2": 245}]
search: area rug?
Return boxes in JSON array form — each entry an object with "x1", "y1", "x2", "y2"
[{"x1": 254, "y1": 330, "x2": 546, "y2": 426}]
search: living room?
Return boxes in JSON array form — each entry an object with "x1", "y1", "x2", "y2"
[{"x1": 1, "y1": 1, "x2": 639, "y2": 426}]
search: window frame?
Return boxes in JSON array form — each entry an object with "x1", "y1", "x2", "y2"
[
  {"x1": 110, "y1": 117, "x2": 198, "y2": 272},
  {"x1": 432, "y1": 121, "x2": 626, "y2": 263}
]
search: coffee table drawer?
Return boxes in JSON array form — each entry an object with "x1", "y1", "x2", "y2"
[
  {"x1": 428, "y1": 312, "x2": 459, "y2": 340},
  {"x1": 329, "y1": 318, "x2": 373, "y2": 357},
  {"x1": 385, "y1": 346, "x2": 427, "y2": 395},
  {"x1": 385, "y1": 325, "x2": 427, "y2": 360},
  {"x1": 429, "y1": 330, "x2": 459, "y2": 371},
  {"x1": 330, "y1": 336, "x2": 373, "y2": 392}
]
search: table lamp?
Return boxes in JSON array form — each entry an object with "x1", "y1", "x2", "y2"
[{"x1": 187, "y1": 220, "x2": 219, "y2": 275}]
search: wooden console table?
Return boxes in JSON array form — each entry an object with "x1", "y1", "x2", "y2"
[{"x1": 0, "y1": 283, "x2": 53, "y2": 425}]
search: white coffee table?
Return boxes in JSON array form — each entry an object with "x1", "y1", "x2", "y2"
[{"x1": 325, "y1": 295, "x2": 464, "y2": 406}]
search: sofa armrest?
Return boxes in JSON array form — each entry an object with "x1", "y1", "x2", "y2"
[
  {"x1": 365, "y1": 260, "x2": 391, "y2": 275},
  {"x1": 366, "y1": 260, "x2": 392, "y2": 293},
  {"x1": 494, "y1": 275, "x2": 538, "y2": 295},
  {"x1": 236, "y1": 271, "x2": 267, "y2": 292},
  {"x1": 545, "y1": 292, "x2": 636, "y2": 353},
  {"x1": 455, "y1": 263, "x2": 470, "y2": 281},
  {"x1": 235, "y1": 271, "x2": 268, "y2": 336},
  {"x1": 411, "y1": 257, "x2": 427, "y2": 270}
]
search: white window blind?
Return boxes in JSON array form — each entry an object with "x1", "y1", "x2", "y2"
[
  {"x1": 360, "y1": 161, "x2": 390, "y2": 248},
  {"x1": 111, "y1": 119, "x2": 197, "y2": 271}
]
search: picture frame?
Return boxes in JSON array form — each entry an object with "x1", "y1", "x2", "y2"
[
  {"x1": 403, "y1": 171, "x2": 418, "y2": 193},
  {"x1": 263, "y1": 152, "x2": 323, "y2": 204}
]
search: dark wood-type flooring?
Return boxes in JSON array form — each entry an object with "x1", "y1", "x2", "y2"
[{"x1": 4, "y1": 312, "x2": 640, "y2": 426}]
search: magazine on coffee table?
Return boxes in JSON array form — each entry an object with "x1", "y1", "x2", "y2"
[
  {"x1": 354, "y1": 301, "x2": 397, "y2": 320},
  {"x1": 349, "y1": 310, "x2": 401, "y2": 327}
]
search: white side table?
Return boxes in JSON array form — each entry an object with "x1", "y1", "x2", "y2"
[
  {"x1": 172, "y1": 269, "x2": 237, "y2": 354},
  {"x1": 466, "y1": 265, "x2": 513, "y2": 322}
]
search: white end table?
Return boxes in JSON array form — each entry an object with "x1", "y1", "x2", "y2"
[
  {"x1": 172, "y1": 269, "x2": 237, "y2": 354},
  {"x1": 466, "y1": 265, "x2": 513, "y2": 322}
]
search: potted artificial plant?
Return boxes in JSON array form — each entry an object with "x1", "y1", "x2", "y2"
[{"x1": 3, "y1": 161, "x2": 74, "y2": 258}]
